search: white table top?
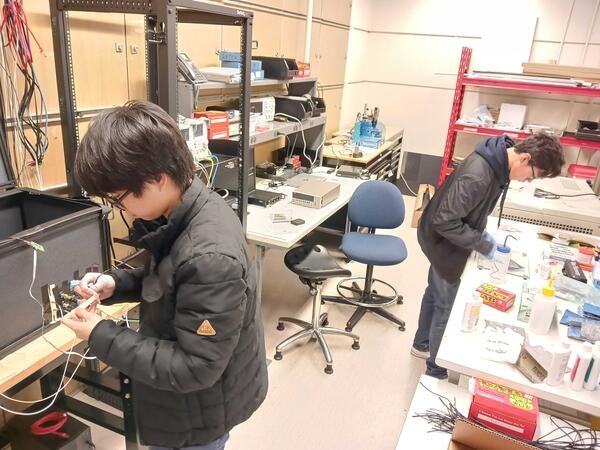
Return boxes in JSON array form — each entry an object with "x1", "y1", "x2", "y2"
[
  {"x1": 397, "y1": 374, "x2": 593, "y2": 449},
  {"x1": 245, "y1": 167, "x2": 364, "y2": 249},
  {"x1": 436, "y1": 221, "x2": 600, "y2": 417}
]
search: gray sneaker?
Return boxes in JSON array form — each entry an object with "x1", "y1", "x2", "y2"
[{"x1": 410, "y1": 346, "x2": 430, "y2": 359}]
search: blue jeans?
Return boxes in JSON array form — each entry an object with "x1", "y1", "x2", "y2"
[
  {"x1": 413, "y1": 266, "x2": 460, "y2": 378},
  {"x1": 149, "y1": 433, "x2": 229, "y2": 450}
]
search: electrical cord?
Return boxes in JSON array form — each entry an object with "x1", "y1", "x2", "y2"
[
  {"x1": 274, "y1": 113, "x2": 317, "y2": 168},
  {"x1": 399, "y1": 172, "x2": 418, "y2": 196}
]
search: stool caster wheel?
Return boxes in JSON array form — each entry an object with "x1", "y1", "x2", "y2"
[
  {"x1": 352, "y1": 341, "x2": 360, "y2": 350},
  {"x1": 397, "y1": 295, "x2": 404, "y2": 305},
  {"x1": 322, "y1": 319, "x2": 329, "y2": 326},
  {"x1": 398, "y1": 325, "x2": 405, "y2": 332},
  {"x1": 324, "y1": 365, "x2": 333, "y2": 375},
  {"x1": 277, "y1": 322, "x2": 284, "y2": 331},
  {"x1": 345, "y1": 326, "x2": 353, "y2": 332},
  {"x1": 274, "y1": 351, "x2": 283, "y2": 360}
]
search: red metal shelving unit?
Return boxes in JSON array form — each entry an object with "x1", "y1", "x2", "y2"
[{"x1": 438, "y1": 47, "x2": 600, "y2": 186}]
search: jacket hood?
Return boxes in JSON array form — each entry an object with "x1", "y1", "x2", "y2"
[{"x1": 474, "y1": 135, "x2": 513, "y2": 188}]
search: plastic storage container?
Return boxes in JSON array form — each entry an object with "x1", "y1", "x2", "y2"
[{"x1": 0, "y1": 156, "x2": 111, "y2": 357}]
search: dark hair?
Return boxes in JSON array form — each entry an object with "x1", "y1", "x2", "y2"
[
  {"x1": 514, "y1": 133, "x2": 564, "y2": 178},
  {"x1": 74, "y1": 100, "x2": 194, "y2": 197}
]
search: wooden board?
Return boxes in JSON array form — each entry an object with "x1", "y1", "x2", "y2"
[{"x1": 522, "y1": 62, "x2": 600, "y2": 82}]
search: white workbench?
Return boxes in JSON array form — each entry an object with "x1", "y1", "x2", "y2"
[
  {"x1": 245, "y1": 167, "x2": 364, "y2": 303},
  {"x1": 436, "y1": 221, "x2": 600, "y2": 418},
  {"x1": 397, "y1": 375, "x2": 595, "y2": 449}
]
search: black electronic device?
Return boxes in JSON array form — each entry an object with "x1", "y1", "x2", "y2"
[
  {"x1": 177, "y1": 52, "x2": 208, "y2": 84},
  {"x1": 209, "y1": 140, "x2": 256, "y2": 192},
  {"x1": 248, "y1": 189, "x2": 285, "y2": 207},
  {"x1": 575, "y1": 119, "x2": 600, "y2": 141},
  {"x1": 3, "y1": 409, "x2": 93, "y2": 450},
  {"x1": 255, "y1": 161, "x2": 277, "y2": 178},
  {"x1": 0, "y1": 143, "x2": 110, "y2": 358},
  {"x1": 336, "y1": 165, "x2": 364, "y2": 179},
  {"x1": 274, "y1": 95, "x2": 326, "y2": 120},
  {"x1": 562, "y1": 260, "x2": 588, "y2": 283},
  {"x1": 253, "y1": 56, "x2": 299, "y2": 79}
]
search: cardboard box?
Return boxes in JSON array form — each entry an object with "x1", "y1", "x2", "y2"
[
  {"x1": 468, "y1": 379, "x2": 538, "y2": 441},
  {"x1": 411, "y1": 183, "x2": 435, "y2": 228},
  {"x1": 449, "y1": 418, "x2": 538, "y2": 450},
  {"x1": 477, "y1": 283, "x2": 516, "y2": 312}
]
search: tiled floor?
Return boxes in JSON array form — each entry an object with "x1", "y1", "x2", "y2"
[{"x1": 77, "y1": 195, "x2": 430, "y2": 450}]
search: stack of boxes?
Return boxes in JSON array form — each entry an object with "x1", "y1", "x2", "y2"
[
  {"x1": 194, "y1": 111, "x2": 230, "y2": 140},
  {"x1": 219, "y1": 51, "x2": 264, "y2": 80}
]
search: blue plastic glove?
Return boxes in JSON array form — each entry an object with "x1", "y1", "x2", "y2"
[{"x1": 481, "y1": 231, "x2": 497, "y2": 258}]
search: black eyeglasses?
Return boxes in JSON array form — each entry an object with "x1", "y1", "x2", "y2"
[
  {"x1": 105, "y1": 191, "x2": 130, "y2": 210},
  {"x1": 530, "y1": 164, "x2": 536, "y2": 180}
]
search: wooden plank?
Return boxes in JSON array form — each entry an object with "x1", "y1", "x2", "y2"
[
  {"x1": 0, "y1": 302, "x2": 138, "y2": 393},
  {"x1": 523, "y1": 62, "x2": 600, "y2": 82}
]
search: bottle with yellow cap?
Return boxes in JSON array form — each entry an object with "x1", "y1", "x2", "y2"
[{"x1": 528, "y1": 276, "x2": 557, "y2": 335}]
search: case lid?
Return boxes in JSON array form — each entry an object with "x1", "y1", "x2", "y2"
[{"x1": 0, "y1": 139, "x2": 16, "y2": 191}]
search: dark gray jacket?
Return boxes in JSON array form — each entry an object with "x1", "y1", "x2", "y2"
[
  {"x1": 418, "y1": 136, "x2": 513, "y2": 282},
  {"x1": 89, "y1": 177, "x2": 268, "y2": 447}
]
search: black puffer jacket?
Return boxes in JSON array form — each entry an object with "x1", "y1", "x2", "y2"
[
  {"x1": 88, "y1": 177, "x2": 268, "y2": 447},
  {"x1": 418, "y1": 135, "x2": 513, "y2": 282}
]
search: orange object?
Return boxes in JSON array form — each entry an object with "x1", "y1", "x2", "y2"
[
  {"x1": 194, "y1": 111, "x2": 230, "y2": 140},
  {"x1": 476, "y1": 283, "x2": 516, "y2": 312}
]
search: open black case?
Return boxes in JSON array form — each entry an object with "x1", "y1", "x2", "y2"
[{"x1": 0, "y1": 148, "x2": 112, "y2": 358}]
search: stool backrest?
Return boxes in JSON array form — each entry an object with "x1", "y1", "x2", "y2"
[{"x1": 348, "y1": 180, "x2": 405, "y2": 229}]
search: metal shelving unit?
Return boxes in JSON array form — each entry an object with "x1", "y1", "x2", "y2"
[
  {"x1": 50, "y1": 0, "x2": 253, "y2": 231},
  {"x1": 439, "y1": 46, "x2": 600, "y2": 185}
]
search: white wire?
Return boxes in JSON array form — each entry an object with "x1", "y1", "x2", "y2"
[
  {"x1": 399, "y1": 172, "x2": 418, "y2": 196},
  {"x1": 0, "y1": 347, "x2": 91, "y2": 409},
  {"x1": 274, "y1": 113, "x2": 317, "y2": 168}
]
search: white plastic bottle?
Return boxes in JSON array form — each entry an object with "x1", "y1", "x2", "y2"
[
  {"x1": 571, "y1": 342, "x2": 594, "y2": 391},
  {"x1": 528, "y1": 277, "x2": 557, "y2": 335},
  {"x1": 461, "y1": 292, "x2": 483, "y2": 332},
  {"x1": 490, "y1": 244, "x2": 511, "y2": 284},
  {"x1": 545, "y1": 338, "x2": 571, "y2": 386},
  {"x1": 584, "y1": 342, "x2": 600, "y2": 391}
]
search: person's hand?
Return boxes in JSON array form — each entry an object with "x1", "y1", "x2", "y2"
[
  {"x1": 75, "y1": 272, "x2": 115, "y2": 301},
  {"x1": 482, "y1": 231, "x2": 497, "y2": 258},
  {"x1": 61, "y1": 308, "x2": 103, "y2": 341}
]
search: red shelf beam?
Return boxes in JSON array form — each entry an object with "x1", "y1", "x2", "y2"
[
  {"x1": 453, "y1": 123, "x2": 600, "y2": 150},
  {"x1": 463, "y1": 75, "x2": 600, "y2": 97}
]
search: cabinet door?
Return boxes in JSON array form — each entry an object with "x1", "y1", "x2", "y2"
[
  {"x1": 223, "y1": 10, "x2": 281, "y2": 57},
  {"x1": 315, "y1": 0, "x2": 352, "y2": 26},
  {"x1": 323, "y1": 87, "x2": 343, "y2": 138},
  {"x1": 316, "y1": 25, "x2": 348, "y2": 85},
  {"x1": 124, "y1": 14, "x2": 147, "y2": 100},
  {"x1": 69, "y1": 11, "x2": 130, "y2": 108},
  {"x1": 279, "y1": 16, "x2": 307, "y2": 60},
  {"x1": 309, "y1": 22, "x2": 322, "y2": 79},
  {"x1": 178, "y1": 23, "x2": 222, "y2": 69}
]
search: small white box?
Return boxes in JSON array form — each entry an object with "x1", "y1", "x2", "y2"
[{"x1": 497, "y1": 103, "x2": 527, "y2": 130}]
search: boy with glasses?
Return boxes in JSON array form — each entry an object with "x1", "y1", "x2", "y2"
[
  {"x1": 411, "y1": 133, "x2": 564, "y2": 380},
  {"x1": 61, "y1": 100, "x2": 267, "y2": 450}
]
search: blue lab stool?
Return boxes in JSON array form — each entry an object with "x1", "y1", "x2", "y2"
[{"x1": 322, "y1": 180, "x2": 407, "y2": 332}]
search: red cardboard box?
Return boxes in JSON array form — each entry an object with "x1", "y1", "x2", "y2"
[
  {"x1": 469, "y1": 379, "x2": 538, "y2": 441},
  {"x1": 194, "y1": 111, "x2": 230, "y2": 140},
  {"x1": 477, "y1": 283, "x2": 516, "y2": 312}
]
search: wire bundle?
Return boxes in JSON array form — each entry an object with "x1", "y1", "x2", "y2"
[
  {"x1": 0, "y1": 0, "x2": 48, "y2": 188},
  {"x1": 414, "y1": 382, "x2": 599, "y2": 450}
]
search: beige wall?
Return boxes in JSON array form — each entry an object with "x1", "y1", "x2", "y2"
[
  {"x1": 341, "y1": 0, "x2": 600, "y2": 171},
  {"x1": 8, "y1": 0, "x2": 351, "y2": 193}
]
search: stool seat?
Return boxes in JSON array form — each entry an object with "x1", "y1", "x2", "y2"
[
  {"x1": 284, "y1": 244, "x2": 351, "y2": 280},
  {"x1": 342, "y1": 232, "x2": 407, "y2": 266}
]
